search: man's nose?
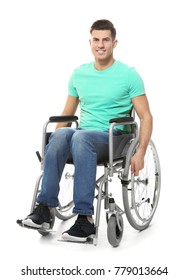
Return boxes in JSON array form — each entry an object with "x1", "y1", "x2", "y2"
[{"x1": 98, "y1": 40, "x2": 104, "y2": 48}]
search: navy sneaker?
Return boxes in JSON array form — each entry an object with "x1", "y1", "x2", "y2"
[
  {"x1": 62, "y1": 215, "x2": 95, "y2": 242},
  {"x1": 22, "y1": 204, "x2": 52, "y2": 229}
]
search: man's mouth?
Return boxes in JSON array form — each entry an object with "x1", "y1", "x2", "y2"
[{"x1": 97, "y1": 50, "x2": 105, "y2": 54}]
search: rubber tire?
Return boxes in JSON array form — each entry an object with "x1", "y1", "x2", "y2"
[
  {"x1": 107, "y1": 214, "x2": 124, "y2": 247},
  {"x1": 122, "y1": 139, "x2": 161, "y2": 230}
]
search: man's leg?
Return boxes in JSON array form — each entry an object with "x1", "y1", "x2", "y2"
[
  {"x1": 71, "y1": 129, "x2": 109, "y2": 214},
  {"x1": 37, "y1": 128, "x2": 76, "y2": 207},
  {"x1": 62, "y1": 129, "x2": 109, "y2": 241},
  {"x1": 22, "y1": 128, "x2": 76, "y2": 228}
]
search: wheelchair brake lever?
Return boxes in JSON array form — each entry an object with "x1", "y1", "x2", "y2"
[{"x1": 36, "y1": 151, "x2": 42, "y2": 162}]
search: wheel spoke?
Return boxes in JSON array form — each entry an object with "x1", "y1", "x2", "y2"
[
  {"x1": 55, "y1": 165, "x2": 75, "y2": 220},
  {"x1": 123, "y1": 140, "x2": 161, "y2": 230}
]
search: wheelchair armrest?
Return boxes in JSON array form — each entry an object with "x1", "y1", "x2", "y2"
[
  {"x1": 109, "y1": 117, "x2": 134, "y2": 123},
  {"x1": 49, "y1": 115, "x2": 78, "y2": 123}
]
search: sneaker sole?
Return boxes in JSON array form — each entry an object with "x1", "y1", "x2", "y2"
[
  {"x1": 61, "y1": 232, "x2": 89, "y2": 242},
  {"x1": 22, "y1": 219, "x2": 50, "y2": 229}
]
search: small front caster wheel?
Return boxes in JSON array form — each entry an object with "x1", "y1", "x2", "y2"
[{"x1": 107, "y1": 214, "x2": 124, "y2": 247}]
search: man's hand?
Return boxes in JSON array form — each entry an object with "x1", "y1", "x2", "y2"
[{"x1": 130, "y1": 150, "x2": 145, "y2": 176}]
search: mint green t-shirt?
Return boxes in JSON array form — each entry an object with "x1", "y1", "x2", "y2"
[{"x1": 68, "y1": 60, "x2": 145, "y2": 132}]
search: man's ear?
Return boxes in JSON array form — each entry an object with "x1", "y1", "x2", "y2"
[{"x1": 113, "y1": 39, "x2": 118, "y2": 48}]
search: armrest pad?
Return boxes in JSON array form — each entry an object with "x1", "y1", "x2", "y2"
[
  {"x1": 109, "y1": 117, "x2": 134, "y2": 123},
  {"x1": 49, "y1": 115, "x2": 78, "y2": 123}
]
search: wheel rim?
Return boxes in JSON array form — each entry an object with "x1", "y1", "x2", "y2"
[
  {"x1": 123, "y1": 140, "x2": 161, "y2": 229},
  {"x1": 55, "y1": 165, "x2": 75, "y2": 220}
]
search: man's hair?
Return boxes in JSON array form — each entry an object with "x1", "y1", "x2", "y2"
[{"x1": 90, "y1": 19, "x2": 116, "y2": 40}]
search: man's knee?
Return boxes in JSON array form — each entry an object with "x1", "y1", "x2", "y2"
[
  {"x1": 50, "y1": 128, "x2": 74, "y2": 141},
  {"x1": 48, "y1": 128, "x2": 75, "y2": 151},
  {"x1": 70, "y1": 131, "x2": 93, "y2": 157},
  {"x1": 71, "y1": 131, "x2": 92, "y2": 147}
]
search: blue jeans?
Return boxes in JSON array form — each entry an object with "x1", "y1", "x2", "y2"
[{"x1": 37, "y1": 128, "x2": 109, "y2": 215}]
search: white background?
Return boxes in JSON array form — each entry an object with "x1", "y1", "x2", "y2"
[{"x1": 0, "y1": 0, "x2": 188, "y2": 279}]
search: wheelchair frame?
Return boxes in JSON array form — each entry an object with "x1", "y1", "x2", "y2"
[{"x1": 30, "y1": 114, "x2": 161, "y2": 247}]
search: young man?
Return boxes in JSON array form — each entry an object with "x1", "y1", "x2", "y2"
[{"x1": 21, "y1": 19, "x2": 152, "y2": 242}]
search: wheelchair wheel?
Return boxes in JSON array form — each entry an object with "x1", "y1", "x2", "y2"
[
  {"x1": 55, "y1": 164, "x2": 75, "y2": 220},
  {"x1": 122, "y1": 139, "x2": 161, "y2": 231},
  {"x1": 107, "y1": 214, "x2": 124, "y2": 247}
]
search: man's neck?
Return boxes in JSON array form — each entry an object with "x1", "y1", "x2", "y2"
[{"x1": 94, "y1": 58, "x2": 115, "y2": 71}]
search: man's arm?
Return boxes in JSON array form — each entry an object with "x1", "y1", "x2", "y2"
[
  {"x1": 131, "y1": 94, "x2": 153, "y2": 176},
  {"x1": 56, "y1": 95, "x2": 79, "y2": 129}
]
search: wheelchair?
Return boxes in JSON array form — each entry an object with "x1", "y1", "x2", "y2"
[{"x1": 30, "y1": 111, "x2": 161, "y2": 247}]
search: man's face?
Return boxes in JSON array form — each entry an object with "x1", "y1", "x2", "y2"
[{"x1": 89, "y1": 30, "x2": 117, "y2": 62}]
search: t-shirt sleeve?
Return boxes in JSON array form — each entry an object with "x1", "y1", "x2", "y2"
[
  {"x1": 68, "y1": 72, "x2": 79, "y2": 98},
  {"x1": 128, "y1": 68, "x2": 145, "y2": 99}
]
